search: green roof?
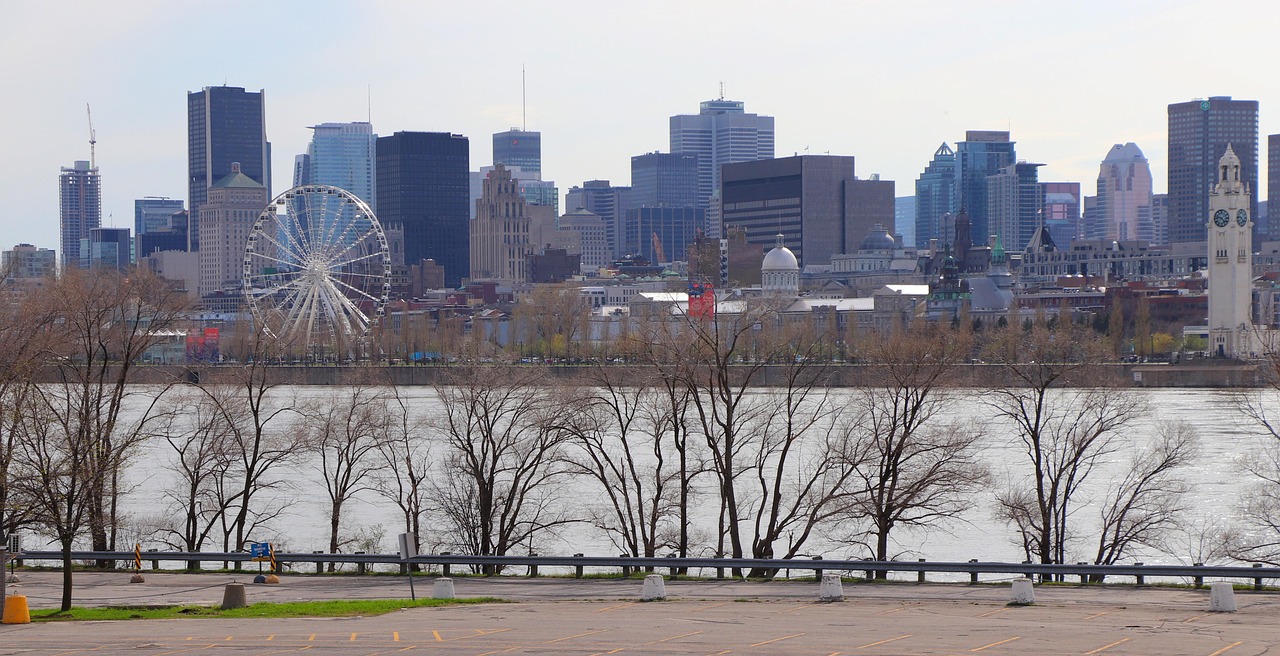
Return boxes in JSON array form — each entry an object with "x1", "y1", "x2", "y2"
[{"x1": 210, "y1": 170, "x2": 264, "y2": 189}]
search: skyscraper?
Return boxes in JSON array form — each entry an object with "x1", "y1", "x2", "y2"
[
  {"x1": 564, "y1": 180, "x2": 632, "y2": 258},
  {"x1": 135, "y1": 197, "x2": 185, "y2": 237},
  {"x1": 1268, "y1": 134, "x2": 1280, "y2": 242},
  {"x1": 987, "y1": 161, "x2": 1044, "y2": 251},
  {"x1": 1093, "y1": 143, "x2": 1153, "y2": 242},
  {"x1": 954, "y1": 131, "x2": 1016, "y2": 243},
  {"x1": 294, "y1": 122, "x2": 376, "y2": 207},
  {"x1": 492, "y1": 128, "x2": 541, "y2": 178},
  {"x1": 670, "y1": 98, "x2": 774, "y2": 211},
  {"x1": 375, "y1": 131, "x2": 470, "y2": 287},
  {"x1": 630, "y1": 152, "x2": 699, "y2": 208},
  {"x1": 59, "y1": 160, "x2": 100, "y2": 269},
  {"x1": 914, "y1": 143, "x2": 956, "y2": 248},
  {"x1": 198, "y1": 162, "x2": 267, "y2": 298},
  {"x1": 82, "y1": 227, "x2": 131, "y2": 272},
  {"x1": 1167, "y1": 96, "x2": 1258, "y2": 244},
  {"x1": 188, "y1": 86, "x2": 270, "y2": 250},
  {"x1": 1040, "y1": 182, "x2": 1081, "y2": 243}
]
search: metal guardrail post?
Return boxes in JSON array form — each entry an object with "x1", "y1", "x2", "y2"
[
  {"x1": 620, "y1": 554, "x2": 630, "y2": 577},
  {"x1": 969, "y1": 559, "x2": 979, "y2": 583},
  {"x1": 918, "y1": 558, "x2": 926, "y2": 583},
  {"x1": 1134, "y1": 562, "x2": 1144, "y2": 585},
  {"x1": 715, "y1": 552, "x2": 724, "y2": 580},
  {"x1": 148, "y1": 548, "x2": 159, "y2": 570},
  {"x1": 667, "y1": 554, "x2": 678, "y2": 578},
  {"x1": 812, "y1": 555, "x2": 823, "y2": 580},
  {"x1": 314, "y1": 551, "x2": 323, "y2": 574},
  {"x1": 574, "y1": 553, "x2": 584, "y2": 578},
  {"x1": 1078, "y1": 562, "x2": 1088, "y2": 584},
  {"x1": 528, "y1": 553, "x2": 538, "y2": 578},
  {"x1": 1255, "y1": 563, "x2": 1264, "y2": 591},
  {"x1": 441, "y1": 552, "x2": 451, "y2": 577},
  {"x1": 1193, "y1": 562, "x2": 1203, "y2": 588},
  {"x1": 356, "y1": 552, "x2": 366, "y2": 575}
]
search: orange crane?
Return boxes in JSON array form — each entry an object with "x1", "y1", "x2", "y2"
[{"x1": 651, "y1": 232, "x2": 666, "y2": 264}]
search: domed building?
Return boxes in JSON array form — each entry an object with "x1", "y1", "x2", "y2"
[{"x1": 762, "y1": 233, "x2": 799, "y2": 297}]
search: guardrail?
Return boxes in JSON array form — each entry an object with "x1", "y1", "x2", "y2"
[{"x1": 10, "y1": 550, "x2": 1280, "y2": 589}]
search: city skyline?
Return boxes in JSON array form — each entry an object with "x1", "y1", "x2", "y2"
[{"x1": 4, "y1": 1, "x2": 1279, "y2": 252}]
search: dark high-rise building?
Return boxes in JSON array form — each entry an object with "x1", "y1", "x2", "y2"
[
  {"x1": 720, "y1": 155, "x2": 894, "y2": 267},
  {"x1": 492, "y1": 128, "x2": 541, "y2": 178},
  {"x1": 624, "y1": 206, "x2": 703, "y2": 264},
  {"x1": 59, "y1": 160, "x2": 100, "y2": 270},
  {"x1": 914, "y1": 143, "x2": 956, "y2": 248},
  {"x1": 1040, "y1": 182, "x2": 1081, "y2": 244},
  {"x1": 81, "y1": 227, "x2": 131, "y2": 271},
  {"x1": 187, "y1": 86, "x2": 270, "y2": 250},
  {"x1": 1268, "y1": 134, "x2": 1280, "y2": 242},
  {"x1": 376, "y1": 131, "x2": 470, "y2": 287},
  {"x1": 1167, "y1": 96, "x2": 1258, "y2": 244},
  {"x1": 954, "y1": 131, "x2": 1016, "y2": 243},
  {"x1": 630, "y1": 152, "x2": 699, "y2": 209}
]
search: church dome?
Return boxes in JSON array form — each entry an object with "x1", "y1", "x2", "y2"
[
  {"x1": 858, "y1": 224, "x2": 896, "y2": 251},
  {"x1": 762, "y1": 234, "x2": 799, "y2": 271}
]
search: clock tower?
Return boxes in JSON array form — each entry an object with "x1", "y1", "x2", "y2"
[{"x1": 1206, "y1": 144, "x2": 1253, "y2": 358}]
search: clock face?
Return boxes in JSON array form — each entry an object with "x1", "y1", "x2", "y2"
[
  {"x1": 1214, "y1": 209, "x2": 1230, "y2": 227},
  {"x1": 1238, "y1": 209, "x2": 1249, "y2": 226}
]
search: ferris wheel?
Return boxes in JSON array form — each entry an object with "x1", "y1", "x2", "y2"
[{"x1": 242, "y1": 184, "x2": 391, "y2": 348}]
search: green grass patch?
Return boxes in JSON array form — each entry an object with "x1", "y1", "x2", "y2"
[{"x1": 30, "y1": 597, "x2": 500, "y2": 622}]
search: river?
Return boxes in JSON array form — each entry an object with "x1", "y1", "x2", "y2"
[{"x1": 88, "y1": 386, "x2": 1272, "y2": 570}]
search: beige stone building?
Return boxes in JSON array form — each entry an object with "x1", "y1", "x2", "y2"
[
  {"x1": 198, "y1": 162, "x2": 268, "y2": 298},
  {"x1": 470, "y1": 164, "x2": 569, "y2": 283}
]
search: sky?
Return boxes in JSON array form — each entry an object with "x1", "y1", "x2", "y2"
[{"x1": 3, "y1": 0, "x2": 1278, "y2": 251}]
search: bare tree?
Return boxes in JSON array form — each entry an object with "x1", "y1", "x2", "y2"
[
  {"x1": 431, "y1": 366, "x2": 575, "y2": 571},
  {"x1": 299, "y1": 380, "x2": 389, "y2": 566},
  {"x1": 840, "y1": 322, "x2": 989, "y2": 566},
  {"x1": 562, "y1": 367, "x2": 687, "y2": 561},
  {"x1": 1092, "y1": 420, "x2": 1198, "y2": 566},
  {"x1": 985, "y1": 317, "x2": 1147, "y2": 567},
  {"x1": 0, "y1": 280, "x2": 56, "y2": 538},
  {"x1": 193, "y1": 327, "x2": 299, "y2": 555},
  {"x1": 373, "y1": 384, "x2": 432, "y2": 561},
  {"x1": 37, "y1": 268, "x2": 185, "y2": 567}
]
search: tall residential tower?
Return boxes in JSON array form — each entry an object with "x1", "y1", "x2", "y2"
[{"x1": 59, "y1": 160, "x2": 100, "y2": 269}]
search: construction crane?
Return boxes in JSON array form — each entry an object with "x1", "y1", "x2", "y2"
[
  {"x1": 85, "y1": 103, "x2": 97, "y2": 168},
  {"x1": 651, "y1": 231, "x2": 666, "y2": 264}
]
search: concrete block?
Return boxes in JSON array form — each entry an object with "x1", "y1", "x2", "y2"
[
  {"x1": 220, "y1": 583, "x2": 247, "y2": 610},
  {"x1": 1010, "y1": 577, "x2": 1035, "y2": 605},
  {"x1": 1209, "y1": 581, "x2": 1237, "y2": 612},
  {"x1": 641, "y1": 573, "x2": 666, "y2": 601},
  {"x1": 818, "y1": 573, "x2": 843, "y2": 602},
  {"x1": 433, "y1": 577, "x2": 455, "y2": 599}
]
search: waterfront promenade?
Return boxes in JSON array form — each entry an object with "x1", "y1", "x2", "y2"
[{"x1": 2, "y1": 572, "x2": 1278, "y2": 654}]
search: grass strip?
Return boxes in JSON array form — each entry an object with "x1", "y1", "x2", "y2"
[{"x1": 31, "y1": 597, "x2": 500, "y2": 622}]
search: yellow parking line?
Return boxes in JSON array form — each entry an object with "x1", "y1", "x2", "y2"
[
  {"x1": 266, "y1": 635, "x2": 275, "y2": 641},
  {"x1": 976, "y1": 607, "x2": 1010, "y2": 618},
  {"x1": 397, "y1": 648, "x2": 417, "y2": 653},
  {"x1": 1084, "y1": 638, "x2": 1130, "y2": 654},
  {"x1": 874, "y1": 607, "x2": 907, "y2": 616},
  {"x1": 1083, "y1": 610, "x2": 1113, "y2": 620},
  {"x1": 858, "y1": 634, "x2": 912, "y2": 649},
  {"x1": 972, "y1": 636, "x2": 1020, "y2": 652},
  {"x1": 547, "y1": 629, "x2": 608, "y2": 644},
  {"x1": 1208, "y1": 642, "x2": 1244, "y2": 656},
  {"x1": 594, "y1": 602, "x2": 636, "y2": 613},
  {"x1": 307, "y1": 634, "x2": 316, "y2": 642},
  {"x1": 393, "y1": 632, "x2": 399, "y2": 642},
  {"x1": 1184, "y1": 613, "x2": 1209, "y2": 623},
  {"x1": 476, "y1": 647, "x2": 523, "y2": 656},
  {"x1": 224, "y1": 636, "x2": 233, "y2": 641},
  {"x1": 646, "y1": 631, "x2": 703, "y2": 644},
  {"x1": 750, "y1": 633, "x2": 804, "y2": 647},
  {"x1": 690, "y1": 602, "x2": 728, "y2": 611},
  {"x1": 433, "y1": 630, "x2": 442, "y2": 642},
  {"x1": 350, "y1": 633, "x2": 358, "y2": 641}
]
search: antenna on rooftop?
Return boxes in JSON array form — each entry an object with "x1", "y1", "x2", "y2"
[
  {"x1": 522, "y1": 64, "x2": 527, "y2": 131},
  {"x1": 85, "y1": 103, "x2": 97, "y2": 169},
  {"x1": 719, "y1": 81, "x2": 725, "y2": 100},
  {"x1": 367, "y1": 84, "x2": 372, "y2": 123}
]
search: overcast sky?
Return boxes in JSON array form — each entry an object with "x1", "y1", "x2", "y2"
[{"x1": 4, "y1": 0, "x2": 1277, "y2": 251}]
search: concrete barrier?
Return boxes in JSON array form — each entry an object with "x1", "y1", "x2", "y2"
[
  {"x1": 1010, "y1": 577, "x2": 1035, "y2": 605},
  {"x1": 1209, "y1": 582, "x2": 1237, "y2": 612},
  {"x1": 220, "y1": 583, "x2": 247, "y2": 610},
  {"x1": 433, "y1": 577, "x2": 455, "y2": 599},
  {"x1": 818, "y1": 573, "x2": 843, "y2": 602},
  {"x1": 641, "y1": 574, "x2": 666, "y2": 601},
  {"x1": 1, "y1": 594, "x2": 29, "y2": 624}
]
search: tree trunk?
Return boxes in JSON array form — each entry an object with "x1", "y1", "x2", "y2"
[{"x1": 60, "y1": 538, "x2": 74, "y2": 613}]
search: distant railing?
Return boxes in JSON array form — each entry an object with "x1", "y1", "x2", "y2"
[{"x1": 11, "y1": 550, "x2": 1280, "y2": 589}]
